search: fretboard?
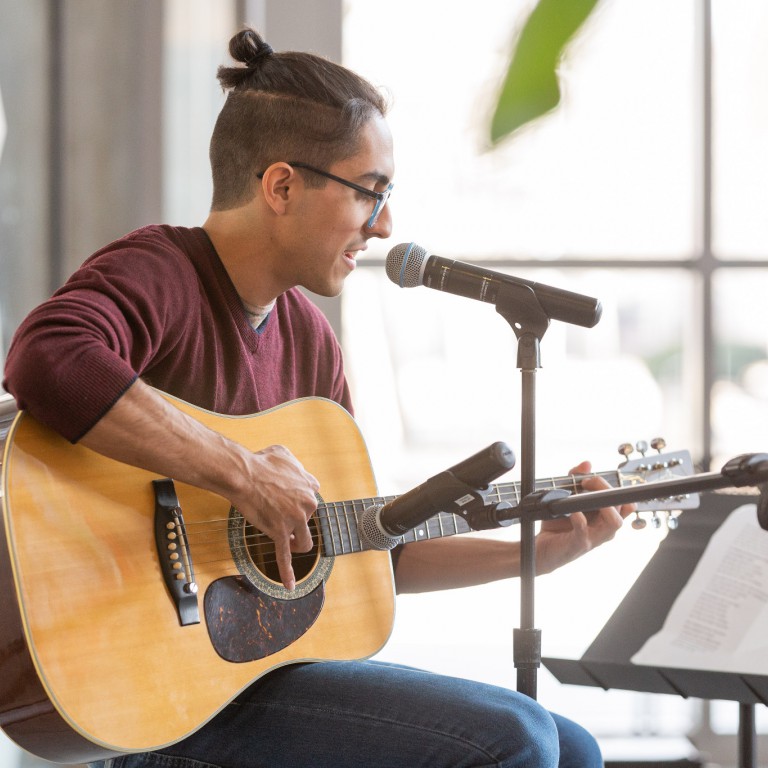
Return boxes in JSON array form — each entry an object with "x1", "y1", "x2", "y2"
[{"x1": 316, "y1": 470, "x2": 622, "y2": 557}]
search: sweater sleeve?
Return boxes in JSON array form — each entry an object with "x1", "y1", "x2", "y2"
[{"x1": 3, "y1": 235, "x2": 199, "y2": 441}]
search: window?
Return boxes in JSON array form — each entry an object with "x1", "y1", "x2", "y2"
[{"x1": 342, "y1": 0, "x2": 768, "y2": 744}]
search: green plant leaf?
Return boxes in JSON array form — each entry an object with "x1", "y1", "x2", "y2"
[{"x1": 490, "y1": 0, "x2": 600, "y2": 144}]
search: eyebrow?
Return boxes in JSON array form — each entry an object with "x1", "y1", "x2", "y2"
[{"x1": 357, "y1": 171, "x2": 392, "y2": 187}]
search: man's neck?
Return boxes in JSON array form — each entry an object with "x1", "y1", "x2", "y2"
[{"x1": 203, "y1": 208, "x2": 284, "y2": 306}]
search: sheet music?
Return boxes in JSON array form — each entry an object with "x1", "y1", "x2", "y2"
[{"x1": 631, "y1": 503, "x2": 768, "y2": 674}]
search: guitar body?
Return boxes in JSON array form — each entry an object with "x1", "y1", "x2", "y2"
[{"x1": 0, "y1": 395, "x2": 394, "y2": 763}]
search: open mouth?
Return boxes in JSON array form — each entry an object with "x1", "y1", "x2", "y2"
[{"x1": 343, "y1": 247, "x2": 365, "y2": 268}]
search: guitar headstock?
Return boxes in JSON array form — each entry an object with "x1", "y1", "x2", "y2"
[{"x1": 617, "y1": 438, "x2": 699, "y2": 529}]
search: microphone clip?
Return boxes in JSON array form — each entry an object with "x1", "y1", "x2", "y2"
[
  {"x1": 391, "y1": 469, "x2": 492, "y2": 533},
  {"x1": 440, "y1": 474, "x2": 518, "y2": 533}
]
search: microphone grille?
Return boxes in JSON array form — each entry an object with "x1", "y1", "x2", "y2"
[
  {"x1": 359, "y1": 505, "x2": 401, "y2": 551},
  {"x1": 385, "y1": 242, "x2": 429, "y2": 288}
]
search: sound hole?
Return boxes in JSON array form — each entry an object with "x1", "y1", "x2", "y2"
[{"x1": 243, "y1": 518, "x2": 320, "y2": 584}]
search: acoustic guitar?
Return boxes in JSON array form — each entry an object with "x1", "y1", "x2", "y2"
[{"x1": 0, "y1": 393, "x2": 695, "y2": 762}]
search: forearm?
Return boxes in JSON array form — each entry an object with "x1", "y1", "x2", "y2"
[
  {"x1": 78, "y1": 379, "x2": 252, "y2": 500},
  {"x1": 393, "y1": 537, "x2": 522, "y2": 594}
]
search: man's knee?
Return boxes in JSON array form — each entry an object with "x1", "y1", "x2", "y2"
[{"x1": 496, "y1": 695, "x2": 560, "y2": 767}]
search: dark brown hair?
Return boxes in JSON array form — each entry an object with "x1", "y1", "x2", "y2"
[{"x1": 210, "y1": 28, "x2": 390, "y2": 210}]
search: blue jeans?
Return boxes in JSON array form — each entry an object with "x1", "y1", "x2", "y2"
[{"x1": 89, "y1": 661, "x2": 601, "y2": 768}]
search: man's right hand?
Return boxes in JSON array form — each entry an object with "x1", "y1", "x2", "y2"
[{"x1": 231, "y1": 444, "x2": 320, "y2": 591}]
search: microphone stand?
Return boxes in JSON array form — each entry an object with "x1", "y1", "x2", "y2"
[{"x1": 494, "y1": 281, "x2": 552, "y2": 700}]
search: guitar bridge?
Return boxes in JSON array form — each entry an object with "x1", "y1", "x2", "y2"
[{"x1": 153, "y1": 478, "x2": 200, "y2": 626}]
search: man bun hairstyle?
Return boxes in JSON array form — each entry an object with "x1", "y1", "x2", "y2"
[{"x1": 210, "y1": 28, "x2": 390, "y2": 210}]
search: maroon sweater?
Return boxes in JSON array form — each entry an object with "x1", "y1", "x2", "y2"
[{"x1": 3, "y1": 225, "x2": 352, "y2": 442}]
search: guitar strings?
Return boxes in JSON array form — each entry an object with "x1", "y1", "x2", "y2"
[
  {"x1": 181, "y1": 471, "x2": 597, "y2": 533},
  {"x1": 177, "y1": 472, "x2": 608, "y2": 572}
]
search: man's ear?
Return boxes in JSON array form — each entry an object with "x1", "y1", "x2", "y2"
[{"x1": 259, "y1": 163, "x2": 299, "y2": 215}]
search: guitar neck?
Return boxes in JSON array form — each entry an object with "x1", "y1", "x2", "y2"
[{"x1": 317, "y1": 469, "x2": 623, "y2": 556}]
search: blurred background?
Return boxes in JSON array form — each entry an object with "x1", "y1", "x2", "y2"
[{"x1": 2, "y1": 0, "x2": 768, "y2": 765}]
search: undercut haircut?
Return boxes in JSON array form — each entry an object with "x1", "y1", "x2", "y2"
[{"x1": 210, "y1": 28, "x2": 390, "y2": 210}]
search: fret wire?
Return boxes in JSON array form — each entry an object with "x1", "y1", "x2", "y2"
[
  {"x1": 350, "y1": 499, "x2": 362, "y2": 552},
  {"x1": 343, "y1": 500, "x2": 356, "y2": 550},
  {"x1": 345, "y1": 502, "x2": 354, "y2": 550},
  {"x1": 317, "y1": 502, "x2": 336, "y2": 557},
  {"x1": 333, "y1": 502, "x2": 346, "y2": 555},
  {"x1": 349, "y1": 499, "x2": 363, "y2": 552},
  {"x1": 342, "y1": 500, "x2": 353, "y2": 552},
  {"x1": 550, "y1": 477, "x2": 566, "y2": 492},
  {"x1": 345, "y1": 500, "x2": 355, "y2": 552},
  {"x1": 356, "y1": 498, "x2": 366, "y2": 551},
  {"x1": 325, "y1": 504, "x2": 341, "y2": 555},
  {"x1": 323, "y1": 502, "x2": 337, "y2": 556},
  {"x1": 316, "y1": 502, "x2": 327, "y2": 554},
  {"x1": 331, "y1": 502, "x2": 342, "y2": 557}
]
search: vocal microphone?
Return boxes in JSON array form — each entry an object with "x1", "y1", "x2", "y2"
[
  {"x1": 386, "y1": 242, "x2": 602, "y2": 329},
  {"x1": 360, "y1": 441, "x2": 515, "y2": 551}
]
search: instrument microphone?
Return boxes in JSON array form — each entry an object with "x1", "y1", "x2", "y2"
[
  {"x1": 386, "y1": 242, "x2": 602, "y2": 329},
  {"x1": 360, "y1": 441, "x2": 515, "y2": 551}
]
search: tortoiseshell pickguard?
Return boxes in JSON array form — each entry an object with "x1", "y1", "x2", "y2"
[{"x1": 204, "y1": 576, "x2": 325, "y2": 663}]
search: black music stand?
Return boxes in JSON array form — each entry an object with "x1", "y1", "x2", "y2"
[{"x1": 543, "y1": 491, "x2": 768, "y2": 768}]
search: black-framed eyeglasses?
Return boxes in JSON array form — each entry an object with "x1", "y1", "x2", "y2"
[{"x1": 258, "y1": 161, "x2": 393, "y2": 228}]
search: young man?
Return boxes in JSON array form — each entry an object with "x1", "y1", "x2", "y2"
[{"x1": 3, "y1": 28, "x2": 632, "y2": 767}]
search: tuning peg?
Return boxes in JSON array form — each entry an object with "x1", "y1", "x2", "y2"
[
  {"x1": 650, "y1": 511, "x2": 662, "y2": 529},
  {"x1": 635, "y1": 440, "x2": 649, "y2": 456},
  {"x1": 618, "y1": 443, "x2": 633, "y2": 458},
  {"x1": 666, "y1": 512, "x2": 679, "y2": 530},
  {"x1": 650, "y1": 437, "x2": 666, "y2": 452},
  {"x1": 631, "y1": 511, "x2": 647, "y2": 530}
]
